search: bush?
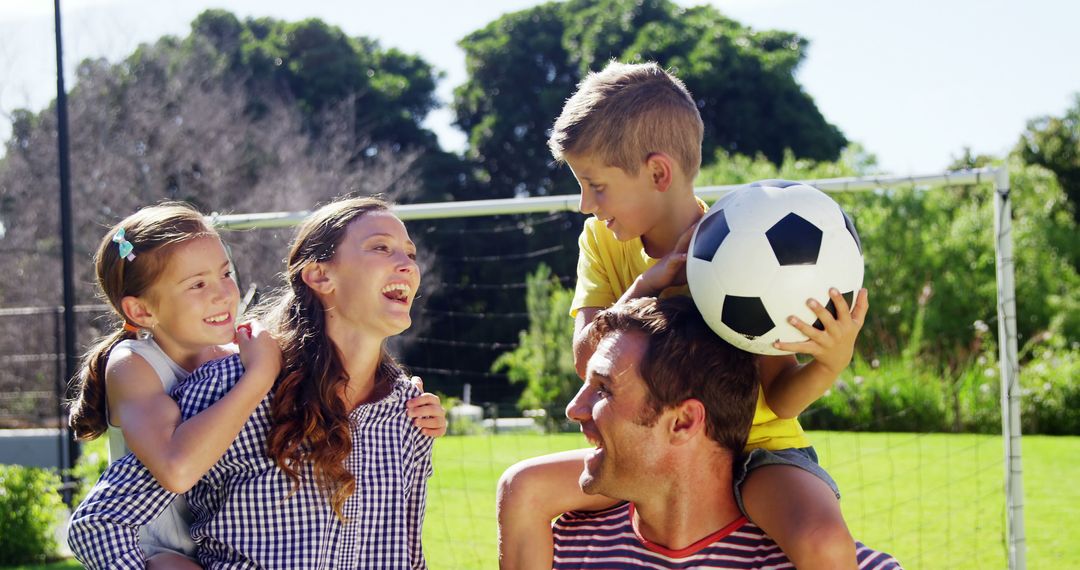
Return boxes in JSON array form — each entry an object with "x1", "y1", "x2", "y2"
[
  {"x1": 1021, "y1": 338, "x2": 1080, "y2": 435},
  {"x1": 0, "y1": 464, "x2": 63, "y2": 565},
  {"x1": 70, "y1": 436, "x2": 109, "y2": 505},
  {"x1": 802, "y1": 337, "x2": 1080, "y2": 434},
  {"x1": 803, "y1": 357, "x2": 949, "y2": 432}
]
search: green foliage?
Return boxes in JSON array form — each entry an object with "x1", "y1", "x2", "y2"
[
  {"x1": 803, "y1": 342, "x2": 1080, "y2": 435},
  {"x1": 697, "y1": 145, "x2": 878, "y2": 185},
  {"x1": 1017, "y1": 93, "x2": 1080, "y2": 225},
  {"x1": 69, "y1": 437, "x2": 108, "y2": 506},
  {"x1": 804, "y1": 357, "x2": 950, "y2": 432},
  {"x1": 0, "y1": 465, "x2": 63, "y2": 565},
  {"x1": 188, "y1": 10, "x2": 441, "y2": 151},
  {"x1": 1021, "y1": 337, "x2": 1080, "y2": 435},
  {"x1": 491, "y1": 264, "x2": 578, "y2": 428},
  {"x1": 453, "y1": 0, "x2": 846, "y2": 197}
]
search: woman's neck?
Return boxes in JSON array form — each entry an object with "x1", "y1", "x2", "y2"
[{"x1": 325, "y1": 317, "x2": 387, "y2": 409}]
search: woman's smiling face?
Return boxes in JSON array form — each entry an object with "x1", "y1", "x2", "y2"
[{"x1": 321, "y1": 211, "x2": 420, "y2": 339}]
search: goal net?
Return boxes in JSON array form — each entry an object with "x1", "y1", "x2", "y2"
[{"x1": 20, "y1": 167, "x2": 1016, "y2": 569}]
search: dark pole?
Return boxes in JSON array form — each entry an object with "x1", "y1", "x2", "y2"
[
  {"x1": 54, "y1": 0, "x2": 80, "y2": 502},
  {"x1": 54, "y1": 308, "x2": 65, "y2": 478}
]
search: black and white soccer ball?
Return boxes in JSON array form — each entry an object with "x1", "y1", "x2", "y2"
[{"x1": 687, "y1": 180, "x2": 864, "y2": 355}]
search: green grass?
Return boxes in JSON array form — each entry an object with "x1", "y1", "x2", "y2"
[{"x1": 11, "y1": 432, "x2": 1078, "y2": 569}]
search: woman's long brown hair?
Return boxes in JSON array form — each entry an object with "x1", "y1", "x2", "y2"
[
  {"x1": 68, "y1": 203, "x2": 217, "y2": 440},
  {"x1": 257, "y1": 197, "x2": 405, "y2": 519}
]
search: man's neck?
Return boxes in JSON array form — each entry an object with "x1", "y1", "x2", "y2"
[
  {"x1": 629, "y1": 462, "x2": 742, "y2": 552},
  {"x1": 640, "y1": 184, "x2": 704, "y2": 259}
]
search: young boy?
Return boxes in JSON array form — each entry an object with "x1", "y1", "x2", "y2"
[{"x1": 497, "y1": 61, "x2": 870, "y2": 570}]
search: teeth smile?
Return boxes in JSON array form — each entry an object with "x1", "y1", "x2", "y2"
[
  {"x1": 381, "y1": 283, "x2": 412, "y2": 301},
  {"x1": 205, "y1": 313, "x2": 229, "y2": 324}
]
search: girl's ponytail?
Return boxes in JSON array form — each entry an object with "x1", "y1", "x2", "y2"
[{"x1": 68, "y1": 328, "x2": 131, "y2": 440}]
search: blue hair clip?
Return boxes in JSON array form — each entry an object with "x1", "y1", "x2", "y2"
[{"x1": 112, "y1": 228, "x2": 136, "y2": 262}]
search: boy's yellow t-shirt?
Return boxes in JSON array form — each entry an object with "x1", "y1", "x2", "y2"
[{"x1": 570, "y1": 213, "x2": 810, "y2": 452}]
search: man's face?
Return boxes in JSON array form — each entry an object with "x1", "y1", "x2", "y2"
[{"x1": 565, "y1": 330, "x2": 664, "y2": 498}]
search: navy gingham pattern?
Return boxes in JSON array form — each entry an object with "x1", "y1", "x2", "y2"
[{"x1": 69, "y1": 354, "x2": 434, "y2": 569}]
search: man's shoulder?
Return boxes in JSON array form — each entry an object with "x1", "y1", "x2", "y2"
[
  {"x1": 553, "y1": 502, "x2": 633, "y2": 539},
  {"x1": 855, "y1": 542, "x2": 905, "y2": 569},
  {"x1": 555, "y1": 501, "x2": 631, "y2": 524},
  {"x1": 553, "y1": 508, "x2": 789, "y2": 569}
]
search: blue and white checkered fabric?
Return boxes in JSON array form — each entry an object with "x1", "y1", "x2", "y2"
[{"x1": 69, "y1": 354, "x2": 434, "y2": 569}]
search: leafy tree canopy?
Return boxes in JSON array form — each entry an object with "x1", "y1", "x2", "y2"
[
  {"x1": 1017, "y1": 93, "x2": 1080, "y2": 225},
  {"x1": 189, "y1": 10, "x2": 441, "y2": 149},
  {"x1": 453, "y1": 0, "x2": 847, "y2": 197}
]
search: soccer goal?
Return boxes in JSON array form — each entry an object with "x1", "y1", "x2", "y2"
[{"x1": 212, "y1": 165, "x2": 1024, "y2": 570}]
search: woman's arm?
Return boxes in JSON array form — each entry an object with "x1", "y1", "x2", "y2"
[
  {"x1": 108, "y1": 324, "x2": 280, "y2": 493},
  {"x1": 498, "y1": 449, "x2": 619, "y2": 570}
]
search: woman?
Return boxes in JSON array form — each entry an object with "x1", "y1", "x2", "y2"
[{"x1": 70, "y1": 197, "x2": 443, "y2": 570}]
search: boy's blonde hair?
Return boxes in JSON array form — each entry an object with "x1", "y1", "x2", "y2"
[{"x1": 548, "y1": 61, "x2": 704, "y2": 178}]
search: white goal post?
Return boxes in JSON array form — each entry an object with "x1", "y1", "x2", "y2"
[{"x1": 211, "y1": 165, "x2": 1024, "y2": 570}]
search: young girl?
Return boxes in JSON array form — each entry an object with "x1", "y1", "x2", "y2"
[
  {"x1": 68, "y1": 203, "x2": 446, "y2": 568},
  {"x1": 70, "y1": 197, "x2": 443, "y2": 568}
]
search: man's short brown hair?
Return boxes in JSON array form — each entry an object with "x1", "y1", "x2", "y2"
[
  {"x1": 588, "y1": 296, "x2": 758, "y2": 454},
  {"x1": 548, "y1": 61, "x2": 704, "y2": 178}
]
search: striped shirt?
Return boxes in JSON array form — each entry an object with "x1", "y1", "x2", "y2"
[
  {"x1": 553, "y1": 502, "x2": 902, "y2": 569},
  {"x1": 68, "y1": 354, "x2": 433, "y2": 570}
]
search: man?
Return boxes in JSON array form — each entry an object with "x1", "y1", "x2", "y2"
[{"x1": 550, "y1": 296, "x2": 901, "y2": 569}]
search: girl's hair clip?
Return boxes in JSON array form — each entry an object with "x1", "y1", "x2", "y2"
[{"x1": 112, "y1": 228, "x2": 136, "y2": 262}]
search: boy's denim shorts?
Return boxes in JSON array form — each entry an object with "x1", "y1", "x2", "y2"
[{"x1": 732, "y1": 446, "x2": 841, "y2": 519}]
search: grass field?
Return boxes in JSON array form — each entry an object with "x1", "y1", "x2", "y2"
[{"x1": 9, "y1": 431, "x2": 1078, "y2": 569}]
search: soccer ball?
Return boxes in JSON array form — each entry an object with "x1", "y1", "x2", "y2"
[{"x1": 686, "y1": 180, "x2": 864, "y2": 356}]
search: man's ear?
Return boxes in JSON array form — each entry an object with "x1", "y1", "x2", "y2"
[
  {"x1": 300, "y1": 261, "x2": 335, "y2": 296},
  {"x1": 120, "y1": 296, "x2": 155, "y2": 329},
  {"x1": 645, "y1": 152, "x2": 674, "y2": 193},
  {"x1": 669, "y1": 398, "x2": 707, "y2": 445}
]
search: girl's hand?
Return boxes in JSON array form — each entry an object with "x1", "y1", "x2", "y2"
[
  {"x1": 406, "y1": 377, "x2": 447, "y2": 438},
  {"x1": 235, "y1": 320, "x2": 282, "y2": 387}
]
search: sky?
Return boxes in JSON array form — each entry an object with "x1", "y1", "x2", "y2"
[{"x1": 1, "y1": 0, "x2": 1078, "y2": 176}]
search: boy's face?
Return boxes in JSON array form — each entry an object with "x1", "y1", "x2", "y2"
[{"x1": 565, "y1": 153, "x2": 663, "y2": 242}]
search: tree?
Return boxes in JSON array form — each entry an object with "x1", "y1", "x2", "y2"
[
  {"x1": 0, "y1": 14, "x2": 438, "y2": 419},
  {"x1": 491, "y1": 264, "x2": 578, "y2": 429},
  {"x1": 0, "y1": 29, "x2": 428, "y2": 308},
  {"x1": 452, "y1": 0, "x2": 846, "y2": 197},
  {"x1": 1017, "y1": 93, "x2": 1080, "y2": 226}
]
